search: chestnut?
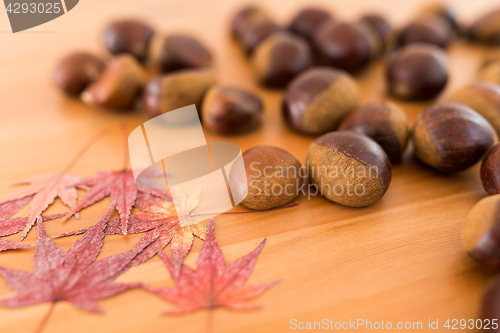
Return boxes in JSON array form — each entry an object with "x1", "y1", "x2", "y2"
[
  {"x1": 358, "y1": 13, "x2": 393, "y2": 52},
  {"x1": 251, "y1": 32, "x2": 312, "y2": 87},
  {"x1": 483, "y1": 49, "x2": 500, "y2": 68},
  {"x1": 307, "y1": 131, "x2": 391, "y2": 207},
  {"x1": 481, "y1": 275, "x2": 500, "y2": 323},
  {"x1": 412, "y1": 102, "x2": 496, "y2": 173},
  {"x1": 398, "y1": 16, "x2": 452, "y2": 48},
  {"x1": 338, "y1": 102, "x2": 409, "y2": 162},
  {"x1": 462, "y1": 194, "x2": 500, "y2": 271},
  {"x1": 147, "y1": 34, "x2": 212, "y2": 73},
  {"x1": 481, "y1": 143, "x2": 500, "y2": 195},
  {"x1": 102, "y1": 19, "x2": 155, "y2": 62},
  {"x1": 228, "y1": 146, "x2": 302, "y2": 210},
  {"x1": 81, "y1": 55, "x2": 145, "y2": 109},
  {"x1": 417, "y1": 2, "x2": 457, "y2": 30},
  {"x1": 289, "y1": 8, "x2": 333, "y2": 42},
  {"x1": 447, "y1": 82, "x2": 500, "y2": 136},
  {"x1": 313, "y1": 21, "x2": 380, "y2": 73},
  {"x1": 202, "y1": 86, "x2": 263, "y2": 135},
  {"x1": 53, "y1": 52, "x2": 105, "y2": 95},
  {"x1": 478, "y1": 60, "x2": 500, "y2": 86},
  {"x1": 469, "y1": 8, "x2": 500, "y2": 45},
  {"x1": 231, "y1": 6, "x2": 262, "y2": 37},
  {"x1": 282, "y1": 67, "x2": 359, "y2": 135},
  {"x1": 143, "y1": 68, "x2": 216, "y2": 117},
  {"x1": 231, "y1": 7, "x2": 280, "y2": 54},
  {"x1": 386, "y1": 43, "x2": 448, "y2": 100}
]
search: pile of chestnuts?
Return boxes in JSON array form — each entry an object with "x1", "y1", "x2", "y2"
[{"x1": 51, "y1": 3, "x2": 500, "y2": 321}]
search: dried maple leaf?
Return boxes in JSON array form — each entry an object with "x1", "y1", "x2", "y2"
[
  {"x1": 0, "y1": 238, "x2": 32, "y2": 251},
  {"x1": 55, "y1": 190, "x2": 206, "y2": 273},
  {"x1": 0, "y1": 174, "x2": 83, "y2": 239},
  {"x1": 146, "y1": 218, "x2": 279, "y2": 317},
  {"x1": 60, "y1": 169, "x2": 171, "y2": 235},
  {"x1": 0, "y1": 204, "x2": 154, "y2": 316},
  {"x1": 0, "y1": 196, "x2": 33, "y2": 221}
]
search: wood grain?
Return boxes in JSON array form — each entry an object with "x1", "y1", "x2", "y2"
[{"x1": 0, "y1": 0, "x2": 499, "y2": 332}]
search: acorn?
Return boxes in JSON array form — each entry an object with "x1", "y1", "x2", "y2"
[
  {"x1": 202, "y1": 86, "x2": 263, "y2": 135},
  {"x1": 102, "y1": 19, "x2": 155, "y2": 62},
  {"x1": 143, "y1": 68, "x2": 216, "y2": 117},
  {"x1": 228, "y1": 146, "x2": 302, "y2": 210},
  {"x1": 313, "y1": 21, "x2": 380, "y2": 73},
  {"x1": 53, "y1": 52, "x2": 105, "y2": 95},
  {"x1": 338, "y1": 102, "x2": 409, "y2": 162},
  {"x1": 478, "y1": 60, "x2": 500, "y2": 86},
  {"x1": 81, "y1": 54, "x2": 145, "y2": 109},
  {"x1": 289, "y1": 8, "x2": 333, "y2": 42},
  {"x1": 282, "y1": 67, "x2": 359, "y2": 135},
  {"x1": 481, "y1": 143, "x2": 500, "y2": 196},
  {"x1": 307, "y1": 131, "x2": 392, "y2": 207},
  {"x1": 147, "y1": 34, "x2": 212, "y2": 73},
  {"x1": 358, "y1": 13, "x2": 393, "y2": 52},
  {"x1": 412, "y1": 102, "x2": 496, "y2": 172},
  {"x1": 462, "y1": 194, "x2": 500, "y2": 271},
  {"x1": 469, "y1": 7, "x2": 500, "y2": 45},
  {"x1": 251, "y1": 32, "x2": 312, "y2": 87},
  {"x1": 398, "y1": 16, "x2": 452, "y2": 48},
  {"x1": 447, "y1": 82, "x2": 500, "y2": 136},
  {"x1": 386, "y1": 43, "x2": 448, "y2": 100}
]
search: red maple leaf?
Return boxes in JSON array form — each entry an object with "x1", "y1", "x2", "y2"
[
  {"x1": 0, "y1": 173, "x2": 84, "y2": 239},
  {"x1": 146, "y1": 218, "x2": 280, "y2": 318},
  {"x1": 54, "y1": 192, "x2": 205, "y2": 273},
  {"x1": 60, "y1": 169, "x2": 171, "y2": 235},
  {"x1": 0, "y1": 196, "x2": 33, "y2": 221},
  {"x1": 0, "y1": 204, "x2": 154, "y2": 316}
]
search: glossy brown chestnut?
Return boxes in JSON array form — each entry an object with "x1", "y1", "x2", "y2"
[
  {"x1": 147, "y1": 34, "x2": 212, "y2": 73},
  {"x1": 398, "y1": 16, "x2": 452, "y2": 48},
  {"x1": 307, "y1": 131, "x2": 392, "y2": 207},
  {"x1": 313, "y1": 21, "x2": 379, "y2": 73},
  {"x1": 448, "y1": 82, "x2": 500, "y2": 136},
  {"x1": 462, "y1": 194, "x2": 500, "y2": 270},
  {"x1": 53, "y1": 52, "x2": 105, "y2": 95},
  {"x1": 81, "y1": 55, "x2": 145, "y2": 109},
  {"x1": 417, "y1": 2, "x2": 457, "y2": 29},
  {"x1": 202, "y1": 86, "x2": 263, "y2": 135},
  {"x1": 479, "y1": 60, "x2": 500, "y2": 86},
  {"x1": 102, "y1": 19, "x2": 155, "y2": 62},
  {"x1": 483, "y1": 49, "x2": 500, "y2": 68},
  {"x1": 231, "y1": 6, "x2": 262, "y2": 37},
  {"x1": 469, "y1": 8, "x2": 500, "y2": 45},
  {"x1": 358, "y1": 13, "x2": 393, "y2": 52},
  {"x1": 338, "y1": 102, "x2": 409, "y2": 162},
  {"x1": 231, "y1": 7, "x2": 280, "y2": 54},
  {"x1": 143, "y1": 68, "x2": 216, "y2": 117},
  {"x1": 282, "y1": 67, "x2": 359, "y2": 135},
  {"x1": 386, "y1": 43, "x2": 448, "y2": 100},
  {"x1": 481, "y1": 143, "x2": 500, "y2": 195},
  {"x1": 412, "y1": 103, "x2": 496, "y2": 172},
  {"x1": 481, "y1": 275, "x2": 500, "y2": 323},
  {"x1": 289, "y1": 8, "x2": 333, "y2": 42},
  {"x1": 229, "y1": 146, "x2": 302, "y2": 210},
  {"x1": 252, "y1": 32, "x2": 312, "y2": 87}
]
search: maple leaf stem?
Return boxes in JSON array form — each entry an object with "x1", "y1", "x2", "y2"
[
  {"x1": 33, "y1": 302, "x2": 56, "y2": 333},
  {"x1": 189, "y1": 202, "x2": 299, "y2": 217},
  {"x1": 121, "y1": 123, "x2": 129, "y2": 170},
  {"x1": 61, "y1": 130, "x2": 106, "y2": 174},
  {"x1": 206, "y1": 309, "x2": 213, "y2": 333}
]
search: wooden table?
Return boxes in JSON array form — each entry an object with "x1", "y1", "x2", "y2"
[{"x1": 0, "y1": 0, "x2": 498, "y2": 332}]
